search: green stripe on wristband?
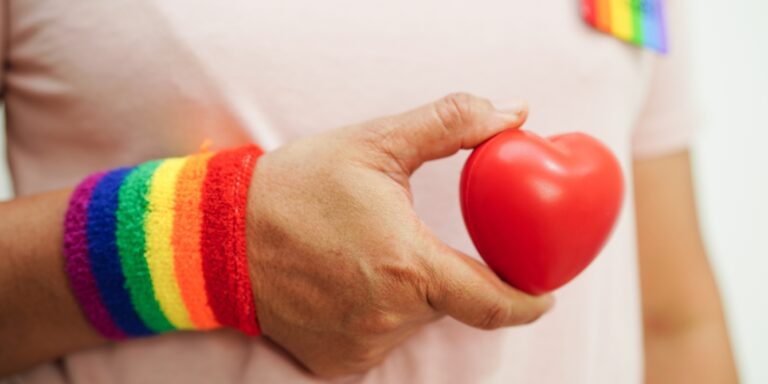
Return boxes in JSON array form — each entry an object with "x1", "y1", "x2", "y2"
[{"x1": 116, "y1": 160, "x2": 175, "y2": 333}]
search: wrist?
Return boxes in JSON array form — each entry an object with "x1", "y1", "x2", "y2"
[
  {"x1": 243, "y1": 151, "x2": 284, "y2": 338},
  {"x1": 62, "y1": 144, "x2": 264, "y2": 339}
]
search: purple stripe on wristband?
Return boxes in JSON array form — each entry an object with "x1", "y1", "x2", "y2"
[{"x1": 64, "y1": 172, "x2": 127, "y2": 340}]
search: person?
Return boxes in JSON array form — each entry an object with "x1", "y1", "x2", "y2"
[{"x1": 0, "y1": 1, "x2": 737, "y2": 383}]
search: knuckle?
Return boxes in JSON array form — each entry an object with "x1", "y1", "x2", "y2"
[
  {"x1": 347, "y1": 311, "x2": 402, "y2": 336},
  {"x1": 434, "y1": 92, "x2": 478, "y2": 132},
  {"x1": 376, "y1": 257, "x2": 429, "y2": 292},
  {"x1": 476, "y1": 304, "x2": 511, "y2": 330},
  {"x1": 356, "y1": 121, "x2": 412, "y2": 175},
  {"x1": 307, "y1": 366, "x2": 338, "y2": 379},
  {"x1": 343, "y1": 341, "x2": 383, "y2": 370},
  {"x1": 303, "y1": 359, "x2": 346, "y2": 379}
]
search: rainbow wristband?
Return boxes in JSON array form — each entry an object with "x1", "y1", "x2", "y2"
[{"x1": 63, "y1": 145, "x2": 263, "y2": 338}]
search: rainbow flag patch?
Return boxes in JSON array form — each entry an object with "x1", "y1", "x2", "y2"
[{"x1": 581, "y1": 0, "x2": 668, "y2": 53}]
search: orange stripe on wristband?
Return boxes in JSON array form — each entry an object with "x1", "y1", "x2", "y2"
[{"x1": 172, "y1": 152, "x2": 220, "y2": 330}]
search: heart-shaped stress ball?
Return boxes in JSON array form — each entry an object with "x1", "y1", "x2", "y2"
[{"x1": 460, "y1": 129, "x2": 624, "y2": 294}]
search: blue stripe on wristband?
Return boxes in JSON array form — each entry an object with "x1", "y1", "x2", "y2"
[{"x1": 87, "y1": 167, "x2": 154, "y2": 337}]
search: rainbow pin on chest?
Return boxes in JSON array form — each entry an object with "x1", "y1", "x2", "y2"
[{"x1": 581, "y1": 0, "x2": 668, "y2": 53}]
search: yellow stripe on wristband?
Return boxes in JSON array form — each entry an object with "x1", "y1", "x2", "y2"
[{"x1": 145, "y1": 157, "x2": 195, "y2": 329}]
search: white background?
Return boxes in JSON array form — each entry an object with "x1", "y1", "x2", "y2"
[
  {"x1": 686, "y1": 1, "x2": 768, "y2": 382},
  {"x1": 0, "y1": 0, "x2": 766, "y2": 382}
]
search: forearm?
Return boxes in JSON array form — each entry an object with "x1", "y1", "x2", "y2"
[
  {"x1": 634, "y1": 151, "x2": 738, "y2": 383},
  {"x1": 644, "y1": 304, "x2": 737, "y2": 384},
  {"x1": 0, "y1": 190, "x2": 105, "y2": 376},
  {"x1": 641, "y1": 245, "x2": 737, "y2": 383}
]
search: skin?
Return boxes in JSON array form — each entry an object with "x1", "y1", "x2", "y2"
[
  {"x1": 245, "y1": 94, "x2": 557, "y2": 377},
  {"x1": 0, "y1": 93, "x2": 737, "y2": 382},
  {"x1": 634, "y1": 151, "x2": 739, "y2": 383},
  {"x1": 0, "y1": 94, "x2": 551, "y2": 377}
]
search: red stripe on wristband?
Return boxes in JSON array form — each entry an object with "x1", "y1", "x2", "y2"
[{"x1": 201, "y1": 145, "x2": 263, "y2": 335}]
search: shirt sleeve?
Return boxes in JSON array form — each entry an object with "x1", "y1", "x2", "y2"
[{"x1": 632, "y1": 0, "x2": 699, "y2": 159}]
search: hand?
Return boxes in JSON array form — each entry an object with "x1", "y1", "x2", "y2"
[{"x1": 246, "y1": 93, "x2": 554, "y2": 378}]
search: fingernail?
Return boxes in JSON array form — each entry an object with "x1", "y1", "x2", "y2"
[{"x1": 492, "y1": 99, "x2": 528, "y2": 117}]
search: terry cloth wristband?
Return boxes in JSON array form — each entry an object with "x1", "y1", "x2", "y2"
[{"x1": 63, "y1": 145, "x2": 263, "y2": 339}]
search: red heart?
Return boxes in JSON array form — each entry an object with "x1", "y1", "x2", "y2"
[{"x1": 460, "y1": 129, "x2": 624, "y2": 294}]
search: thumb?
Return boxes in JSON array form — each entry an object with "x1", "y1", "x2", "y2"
[
  {"x1": 370, "y1": 93, "x2": 528, "y2": 176},
  {"x1": 423, "y1": 240, "x2": 554, "y2": 330}
]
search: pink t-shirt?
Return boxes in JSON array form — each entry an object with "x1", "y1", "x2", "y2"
[{"x1": 4, "y1": 1, "x2": 696, "y2": 383}]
